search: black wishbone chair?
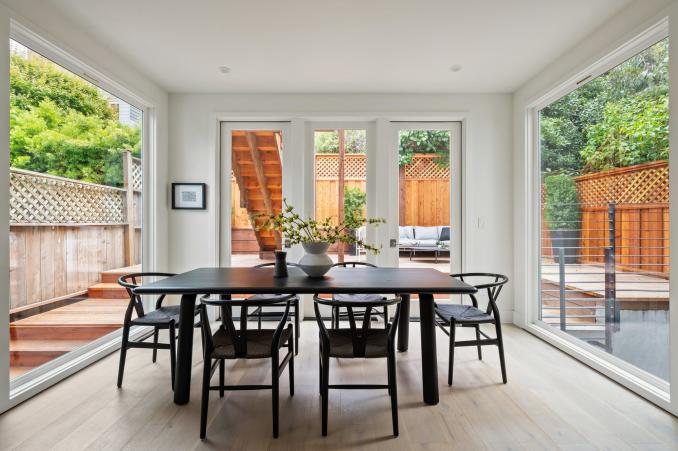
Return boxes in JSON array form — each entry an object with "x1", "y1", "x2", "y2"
[
  {"x1": 330, "y1": 262, "x2": 388, "y2": 329},
  {"x1": 434, "y1": 273, "x2": 509, "y2": 386},
  {"x1": 245, "y1": 262, "x2": 300, "y2": 354},
  {"x1": 117, "y1": 273, "x2": 201, "y2": 390},
  {"x1": 313, "y1": 293, "x2": 402, "y2": 437},
  {"x1": 198, "y1": 294, "x2": 295, "y2": 440}
]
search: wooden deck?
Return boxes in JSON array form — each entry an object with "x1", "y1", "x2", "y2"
[
  {"x1": 541, "y1": 263, "x2": 669, "y2": 303},
  {"x1": 9, "y1": 265, "x2": 139, "y2": 378}
]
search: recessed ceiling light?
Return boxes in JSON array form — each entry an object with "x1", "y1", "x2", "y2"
[
  {"x1": 449, "y1": 65, "x2": 463, "y2": 73},
  {"x1": 218, "y1": 66, "x2": 231, "y2": 74}
]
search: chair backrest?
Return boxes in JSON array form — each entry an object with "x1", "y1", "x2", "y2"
[
  {"x1": 332, "y1": 261, "x2": 377, "y2": 268},
  {"x1": 450, "y1": 273, "x2": 509, "y2": 321},
  {"x1": 118, "y1": 272, "x2": 175, "y2": 321},
  {"x1": 199, "y1": 294, "x2": 292, "y2": 358},
  {"x1": 313, "y1": 294, "x2": 401, "y2": 357}
]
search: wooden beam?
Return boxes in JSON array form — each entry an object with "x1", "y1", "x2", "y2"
[
  {"x1": 246, "y1": 132, "x2": 281, "y2": 248},
  {"x1": 337, "y1": 130, "x2": 345, "y2": 263},
  {"x1": 231, "y1": 151, "x2": 249, "y2": 210},
  {"x1": 122, "y1": 151, "x2": 135, "y2": 266}
]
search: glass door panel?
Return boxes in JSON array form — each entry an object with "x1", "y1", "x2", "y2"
[
  {"x1": 226, "y1": 127, "x2": 285, "y2": 267},
  {"x1": 313, "y1": 128, "x2": 367, "y2": 263},
  {"x1": 537, "y1": 38, "x2": 669, "y2": 383},
  {"x1": 8, "y1": 38, "x2": 144, "y2": 381},
  {"x1": 391, "y1": 123, "x2": 462, "y2": 312}
]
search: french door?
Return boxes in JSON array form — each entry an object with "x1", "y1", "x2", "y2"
[
  {"x1": 384, "y1": 122, "x2": 462, "y2": 313},
  {"x1": 219, "y1": 122, "x2": 292, "y2": 268}
]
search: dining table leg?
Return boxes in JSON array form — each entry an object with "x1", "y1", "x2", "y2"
[
  {"x1": 418, "y1": 293, "x2": 439, "y2": 405},
  {"x1": 174, "y1": 293, "x2": 197, "y2": 405},
  {"x1": 397, "y1": 293, "x2": 410, "y2": 352}
]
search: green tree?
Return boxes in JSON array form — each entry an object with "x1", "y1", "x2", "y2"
[
  {"x1": 540, "y1": 38, "x2": 668, "y2": 175},
  {"x1": 315, "y1": 130, "x2": 366, "y2": 154},
  {"x1": 398, "y1": 130, "x2": 449, "y2": 167},
  {"x1": 9, "y1": 52, "x2": 141, "y2": 186}
]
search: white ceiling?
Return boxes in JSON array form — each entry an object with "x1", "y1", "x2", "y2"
[{"x1": 25, "y1": 0, "x2": 635, "y2": 93}]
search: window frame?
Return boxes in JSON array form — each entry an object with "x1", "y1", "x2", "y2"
[
  {"x1": 524, "y1": 18, "x2": 673, "y2": 412},
  {"x1": 2, "y1": 21, "x2": 159, "y2": 411}
]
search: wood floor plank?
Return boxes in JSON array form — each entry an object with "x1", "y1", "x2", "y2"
[{"x1": 0, "y1": 323, "x2": 676, "y2": 450}]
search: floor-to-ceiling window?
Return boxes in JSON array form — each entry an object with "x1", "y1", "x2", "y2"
[
  {"x1": 8, "y1": 38, "x2": 143, "y2": 381},
  {"x1": 537, "y1": 36, "x2": 669, "y2": 385}
]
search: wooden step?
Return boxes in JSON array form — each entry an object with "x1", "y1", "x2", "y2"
[
  {"x1": 10, "y1": 339, "x2": 90, "y2": 366},
  {"x1": 88, "y1": 283, "x2": 129, "y2": 299},
  {"x1": 101, "y1": 264, "x2": 141, "y2": 283},
  {"x1": 10, "y1": 299, "x2": 128, "y2": 340}
]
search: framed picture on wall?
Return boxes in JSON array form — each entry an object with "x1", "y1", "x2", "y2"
[{"x1": 172, "y1": 183, "x2": 206, "y2": 210}]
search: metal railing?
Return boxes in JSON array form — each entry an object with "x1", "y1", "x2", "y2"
[{"x1": 540, "y1": 202, "x2": 669, "y2": 351}]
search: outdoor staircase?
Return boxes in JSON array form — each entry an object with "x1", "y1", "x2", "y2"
[
  {"x1": 231, "y1": 130, "x2": 283, "y2": 255},
  {"x1": 9, "y1": 265, "x2": 137, "y2": 378}
]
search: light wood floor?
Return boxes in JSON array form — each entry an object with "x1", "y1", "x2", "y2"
[{"x1": 1, "y1": 322, "x2": 677, "y2": 450}]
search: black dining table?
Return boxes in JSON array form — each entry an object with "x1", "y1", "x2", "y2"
[{"x1": 134, "y1": 266, "x2": 476, "y2": 406}]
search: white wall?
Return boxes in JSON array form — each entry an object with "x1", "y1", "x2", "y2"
[
  {"x1": 168, "y1": 93, "x2": 514, "y2": 314},
  {"x1": 0, "y1": 0, "x2": 169, "y2": 413},
  {"x1": 512, "y1": 0, "x2": 677, "y2": 414}
]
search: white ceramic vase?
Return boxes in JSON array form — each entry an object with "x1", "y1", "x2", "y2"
[{"x1": 298, "y1": 242, "x2": 333, "y2": 278}]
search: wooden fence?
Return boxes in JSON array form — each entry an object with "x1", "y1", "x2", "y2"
[
  {"x1": 9, "y1": 152, "x2": 142, "y2": 312},
  {"x1": 542, "y1": 160, "x2": 669, "y2": 274},
  {"x1": 230, "y1": 153, "x2": 451, "y2": 231}
]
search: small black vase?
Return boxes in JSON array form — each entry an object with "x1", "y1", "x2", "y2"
[{"x1": 273, "y1": 251, "x2": 288, "y2": 278}]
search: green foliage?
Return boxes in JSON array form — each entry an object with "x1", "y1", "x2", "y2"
[
  {"x1": 581, "y1": 96, "x2": 668, "y2": 172},
  {"x1": 257, "y1": 200, "x2": 385, "y2": 254},
  {"x1": 343, "y1": 186, "x2": 366, "y2": 224},
  {"x1": 540, "y1": 38, "x2": 668, "y2": 175},
  {"x1": 398, "y1": 130, "x2": 449, "y2": 167},
  {"x1": 10, "y1": 52, "x2": 141, "y2": 186},
  {"x1": 315, "y1": 130, "x2": 366, "y2": 154},
  {"x1": 10, "y1": 55, "x2": 114, "y2": 119},
  {"x1": 544, "y1": 174, "x2": 580, "y2": 230}
]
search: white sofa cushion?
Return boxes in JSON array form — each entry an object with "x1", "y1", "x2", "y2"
[
  {"x1": 399, "y1": 226, "x2": 414, "y2": 239},
  {"x1": 399, "y1": 238, "x2": 418, "y2": 247},
  {"x1": 414, "y1": 226, "x2": 439, "y2": 240}
]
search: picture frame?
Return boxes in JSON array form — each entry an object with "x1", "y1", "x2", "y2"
[{"x1": 172, "y1": 183, "x2": 206, "y2": 210}]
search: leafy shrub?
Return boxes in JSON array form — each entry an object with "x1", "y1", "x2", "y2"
[
  {"x1": 398, "y1": 130, "x2": 449, "y2": 167},
  {"x1": 315, "y1": 130, "x2": 366, "y2": 154},
  {"x1": 544, "y1": 174, "x2": 580, "y2": 231},
  {"x1": 344, "y1": 186, "x2": 366, "y2": 224},
  {"x1": 580, "y1": 96, "x2": 668, "y2": 172},
  {"x1": 10, "y1": 53, "x2": 141, "y2": 187}
]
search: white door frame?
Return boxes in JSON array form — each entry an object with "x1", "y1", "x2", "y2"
[
  {"x1": 384, "y1": 122, "x2": 463, "y2": 275},
  {"x1": 219, "y1": 122, "x2": 292, "y2": 267}
]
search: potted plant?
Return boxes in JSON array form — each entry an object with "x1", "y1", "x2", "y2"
[
  {"x1": 257, "y1": 200, "x2": 384, "y2": 278},
  {"x1": 544, "y1": 174, "x2": 581, "y2": 264}
]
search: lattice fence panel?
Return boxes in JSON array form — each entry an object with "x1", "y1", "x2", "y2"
[
  {"x1": 10, "y1": 169, "x2": 126, "y2": 224},
  {"x1": 315, "y1": 154, "x2": 449, "y2": 180},
  {"x1": 315, "y1": 154, "x2": 366, "y2": 180},
  {"x1": 403, "y1": 155, "x2": 450, "y2": 179},
  {"x1": 576, "y1": 160, "x2": 668, "y2": 206},
  {"x1": 131, "y1": 157, "x2": 142, "y2": 192}
]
